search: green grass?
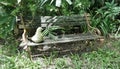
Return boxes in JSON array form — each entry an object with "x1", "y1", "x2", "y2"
[{"x1": 0, "y1": 39, "x2": 120, "y2": 69}]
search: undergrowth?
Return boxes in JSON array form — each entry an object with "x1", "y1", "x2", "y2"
[{"x1": 0, "y1": 39, "x2": 120, "y2": 69}]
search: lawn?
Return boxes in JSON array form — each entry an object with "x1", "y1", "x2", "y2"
[{"x1": 0, "y1": 39, "x2": 120, "y2": 69}]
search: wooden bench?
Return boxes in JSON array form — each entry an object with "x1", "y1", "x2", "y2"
[
  {"x1": 21, "y1": 33, "x2": 102, "y2": 59},
  {"x1": 18, "y1": 13, "x2": 102, "y2": 59}
]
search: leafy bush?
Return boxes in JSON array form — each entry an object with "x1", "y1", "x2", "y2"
[
  {"x1": 0, "y1": 0, "x2": 42, "y2": 39},
  {"x1": 91, "y1": 0, "x2": 120, "y2": 36},
  {"x1": 40, "y1": 0, "x2": 90, "y2": 15}
]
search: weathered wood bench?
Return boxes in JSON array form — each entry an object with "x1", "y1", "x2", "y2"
[
  {"x1": 28, "y1": 33, "x2": 102, "y2": 57},
  {"x1": 18, "y1": 13, "x2": 102, "y2": 59}
]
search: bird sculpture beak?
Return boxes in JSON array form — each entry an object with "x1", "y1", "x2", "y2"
[
  {"x1": 40, "y1": 28, "x2": 43, "y2": 31},
  {"x1": 37, "y1": 27, "x2": 43, "y2": 31}
]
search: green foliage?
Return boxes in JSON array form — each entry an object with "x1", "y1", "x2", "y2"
[
  {"x1": 38, "y1": 0, "x2": 73, "y2": 15},
  {"x1": 0, "y1": 1, "x2": 16, "y2": 39},
  {"x1": 0, "y1": 0, "x2": 43, "y2": 39},
  {"x1": 55, "y1": 58, "x2": 67, "y2": 69},
  {"x1": 0, "y1": 54, "x2": 41, "y2": 69},
  {"x1": 73, "y1": 0, "x2": 90, "y2": 14},
  {"x1": 0, "y1": 15, "x2": 15, "y2": 38},
  {"x1": 71, "y1": 54, "x2": 82, "y2": 69},
  {"x1": 70, "y1": 40, "x2": 120, "y2": 69},
  {"x1": 40, "y1": 0, "x2": 90, "y2": 15},
  {"x1": 91, "y1": 0, "x2": 120, "y2": 36},
  {"x1": 42, "y1": 26, "x2": 64, "y2": 40},
  {"x1": 1, "y1": 36, "x2": 18, "y2": 56}
]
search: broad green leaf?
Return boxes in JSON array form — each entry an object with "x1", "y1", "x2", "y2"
[
  {"x1": 41, "y1": 0, "x2": 48, "y2": 6},
  {"x1": 0, "y1": 1, "x2": 14, "y2": 7},
  {"x1": 0, "y1": 0, "x2": 17, "y2": 5},
  {"x1": 42, "y1": 26, "x2": 63, "y2": 37},
  {"x1": 50, "y1": 0, "x2": 54, "y2": 5},
  {"x1": 9, "y1": 16, "x2": 16, "y2": 30},
  {"x1": 10, "y1": 7, "x2": 20, "y2": 16},
  {"x1": 100, "y1": 25, "x2": 107, "y2": 36},
  {"x1": 0, "y1": 2, "x2": 11, "y2": 6},
  {"x1": 0, "y1": 15, "x2": 9, "y2": 25},
  {"x1": 0, "y1": 6, "x2": 6, "y2": 16},
  {"x1": 113, "y1": 7, "x2": 120, "y2": 13}
]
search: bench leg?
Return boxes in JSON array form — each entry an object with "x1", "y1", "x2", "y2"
[{"x1": 26, "y1": 46, "x2": 32, "y2": 60}]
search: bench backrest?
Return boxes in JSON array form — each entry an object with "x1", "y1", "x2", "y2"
[{"x1": 41, "y1": 13, "x2": 91, "y2": 28}]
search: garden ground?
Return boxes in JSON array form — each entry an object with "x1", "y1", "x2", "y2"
[{"x1": 0, "y1": 39, "x2": 120, "y2": 69}]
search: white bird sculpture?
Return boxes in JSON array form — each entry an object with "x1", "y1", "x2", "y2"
[
  {"x1": 19, "y1": 27, "x2": 44, "y2": 49},
  {"x1": 31, "y1": 27, "x2": 44, "y2": 43}
]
